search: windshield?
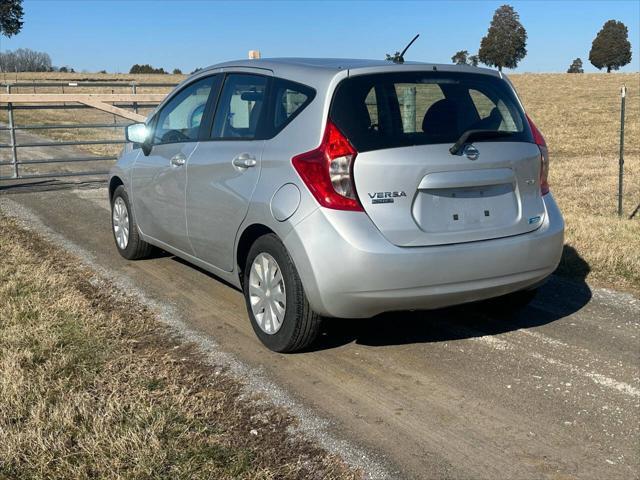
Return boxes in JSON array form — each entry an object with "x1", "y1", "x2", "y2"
[{"x1": 330, "y1": 71, "x2": 533, "y2": 152}]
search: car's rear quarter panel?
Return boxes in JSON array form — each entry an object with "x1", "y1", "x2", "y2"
[{"x1": 234, "y1": 67, "x2": 347, "y2": 270}]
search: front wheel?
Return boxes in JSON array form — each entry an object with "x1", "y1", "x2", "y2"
[
  {"x1": 243, "y1": 234, "x2": 321, "y2": 353},
  {"x1": 111, "y1": 185, "x2": 154, "y2": 260}
]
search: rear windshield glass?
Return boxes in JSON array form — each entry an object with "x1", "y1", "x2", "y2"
[{"x1": 330, "y1": 71, "x2": 532, "y2": 152}]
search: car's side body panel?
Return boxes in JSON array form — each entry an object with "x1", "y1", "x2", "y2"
[
  {"x1": 186, "y1": 140, "x2": 266, "y2": 271},
  {"x1": 131, "y1": 141, "x2": 197, "y2": 254}
]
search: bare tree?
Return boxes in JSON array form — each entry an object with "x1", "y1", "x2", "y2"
[{"x1": 0, "y1": 48, "x2": 52, "y2": 72}]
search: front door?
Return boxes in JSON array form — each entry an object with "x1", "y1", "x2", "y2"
[
  {"x1": 187, "y1": 73, "x2": 269, "y2": 271},
  {"x1": 131, "y1": 75, "x2": 218, "y2": 254}
]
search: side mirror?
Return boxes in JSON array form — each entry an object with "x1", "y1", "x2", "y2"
[
  {"x1": 126, "y1": 123, "x2": 152, "y2": 156},
  {"x1": 126, "y1": 123, "x2": 150, "y2": 144}
]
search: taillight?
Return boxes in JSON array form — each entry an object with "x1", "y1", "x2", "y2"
[
  {"x1": 292, "y1": 120, "x2": 363, "y2": 211},
  {"x1": 526, "y1": 114, "x2": 550, "y2": 195}
]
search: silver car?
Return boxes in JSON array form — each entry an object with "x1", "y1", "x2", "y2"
[{"x1": 109, "y1": 58, "x2": 564, "y2": 352}]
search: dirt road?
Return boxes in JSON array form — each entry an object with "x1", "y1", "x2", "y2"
[{"x1": 1, "y1": 186, "x2": 638, "y2": 480}]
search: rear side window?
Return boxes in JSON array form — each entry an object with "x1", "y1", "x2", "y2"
[
  {"x1": 265, "y1": 78, "x2": 315, "y2": 136},
  {"x1": 211, "y1": 74, "x2": 268, "y2": 140},
  {"x1": 330, "y1": 71, "x2": 532, "y2": 152},
  {"x1": 209, "y1": 75, "x2": 315, "y2": 140}
]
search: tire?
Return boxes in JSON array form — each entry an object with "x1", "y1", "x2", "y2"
[
  {"x1": 111, "y1": 185, "x2": 154, "y2": 260},
  {"x1": 243, "y1": 234, "x2": 321, "y2": 353}
]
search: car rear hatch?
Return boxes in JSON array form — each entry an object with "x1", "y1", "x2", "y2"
[{"x1": 330, "y1": 69, "x2": 546, "y2": 247}]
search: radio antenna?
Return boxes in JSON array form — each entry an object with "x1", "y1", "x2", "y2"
[{"x1": 396, "y1": 34, "x2": 420, "y2": 64}]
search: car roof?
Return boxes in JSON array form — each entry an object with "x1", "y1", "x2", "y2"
[
  {"x1": 198, "y1": 57, "x2": 501, "y2": 79},
  {"x1": 175, "y1": 57, "x2": 505, "y2": 101}
]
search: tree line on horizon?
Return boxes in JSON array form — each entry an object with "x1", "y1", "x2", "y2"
[
  {"x1": 446, "y1": 5, "x2": 632, "y2": 73},
  {"x1": 129, "y1": 64, "x2": 184, "y2": 75},
  {"x1": 0, "y1": 48, "x2": 52, "y2": 72},
  {"x1": 0, "y1": 51, "x2": 196, "y2": 75}
]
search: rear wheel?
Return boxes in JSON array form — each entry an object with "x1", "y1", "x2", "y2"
[
  {"x1": 111, "y1": 185, "x2": 154, "y2": 260},
  {"x1": 243, "y1": 234, "x2": 321, "y2": 353}
]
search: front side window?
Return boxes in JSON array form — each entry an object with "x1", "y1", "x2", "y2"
[
  {"x1": 211, "y1": 74, "x2": 268, "y2": 140},
  {"x1": 152, "y1": 76, "x2": 215, "y2": 144}
]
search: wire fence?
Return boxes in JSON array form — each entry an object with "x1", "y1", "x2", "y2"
[{"x1": 0, "y1": 80, "x2": 636, "y2": 218}]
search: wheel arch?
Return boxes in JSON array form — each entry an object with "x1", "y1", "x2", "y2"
[
  {"x1": 109, "y1": 175, "x2": 124, "y2": 201},
  {"x1": 236, "y1": 223, "x2": 276, "y2": 285}
]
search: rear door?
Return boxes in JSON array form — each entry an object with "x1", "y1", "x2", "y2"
[
  {"x1": 186, "y1": 73, "x2": 269, "y2": 271},
  {"x1": 331, "y1": 71, "x2": 545, "y2": 247},
  {"x1": 132, "y1": 76, "x2": 218, "y2": 253}
]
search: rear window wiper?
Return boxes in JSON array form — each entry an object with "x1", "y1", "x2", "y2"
[{"x1": 449, "y1": 129, "x2": 514, "y2": 155}]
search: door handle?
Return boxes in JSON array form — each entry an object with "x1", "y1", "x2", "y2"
[
  {"x1": 170, "y1": 153, "x2": 186, "y2": 167},
  {"x1": 232, "y1": 154, "x2": 257, "y2": 169}
]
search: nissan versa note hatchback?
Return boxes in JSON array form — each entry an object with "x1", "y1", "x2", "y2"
[{"x1": 109, "y1": 58, "x2": 564, "y2": 352}]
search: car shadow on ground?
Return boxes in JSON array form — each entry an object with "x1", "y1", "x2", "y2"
[
  {"x1": 309, "y1": 245, "x2": 592, "y2": 352},
  {"x1": 157, "y1": 244, "x2": 591, "y2": 353}
]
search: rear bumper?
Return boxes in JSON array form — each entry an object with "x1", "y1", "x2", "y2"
[{"x1": 284, "y1": 193, "x2": 564, "y2": 318}]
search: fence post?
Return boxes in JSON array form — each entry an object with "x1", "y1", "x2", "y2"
[
  {"x1": 402, "y1": 86, "x2": 416, "y2": 132},
  {"x1": 132, "y1": 83, "x2": 138, "y2": 115},
  {"x1": 618, "y1": 85, "x2": 626, "y2": 217},
  {"x1": 6, "y1": 84, "x2": 19, "y2": 179}
]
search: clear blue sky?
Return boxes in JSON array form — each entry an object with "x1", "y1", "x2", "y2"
[{"x1": 1, "y1": 0, "x2": 638, "y2": 73}]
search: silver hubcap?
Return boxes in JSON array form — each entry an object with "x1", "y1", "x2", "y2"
[
  {"x1": 112, "y1": 197, "x2": 130, "y2": 250},
  {"x1": 249, "y1": 253, "x2": 286, "y2": 334}
]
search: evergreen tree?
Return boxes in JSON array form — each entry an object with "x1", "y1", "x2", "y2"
[
  {"x1": 452, "y1": 50, "x2": 479, "y2": 67},
  {"x1": 478, "y1": 4, "x2": 527, "y2": 71},
  {"x1": 0, "y1": 0, "x2": 23, "y2": 37},
  {"x1": 567, "y1": 58, "x2": 584, "y2": 73},
  {"x1": 589, "y1": 20, "x2": 632, "y2": 72},
  {"x1": 451, "y1": 50, "x2": 470, "y2": 65}
]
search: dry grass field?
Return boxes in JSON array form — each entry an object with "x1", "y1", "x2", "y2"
[
  {"x1": 510, "y1": 73, "x2": 639, "y2": 292},
  {"x1": 0, "y1": 213, "x2": 358, "y2": 480},
  {"x1": 0, "y1": 71, "x2": 638, "y2": 292}
]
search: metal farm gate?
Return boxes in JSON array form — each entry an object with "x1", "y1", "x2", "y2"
[{"x1": 0, "y1": 81, "x2": 177, "y2": 181}]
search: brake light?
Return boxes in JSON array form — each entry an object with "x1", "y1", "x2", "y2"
[
  {"x1": 292, "y1": 120, "x2": 363, "y2": 211},
  {"x1": 526, "y1": 114, "x2": 550, "y2": 195}
]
